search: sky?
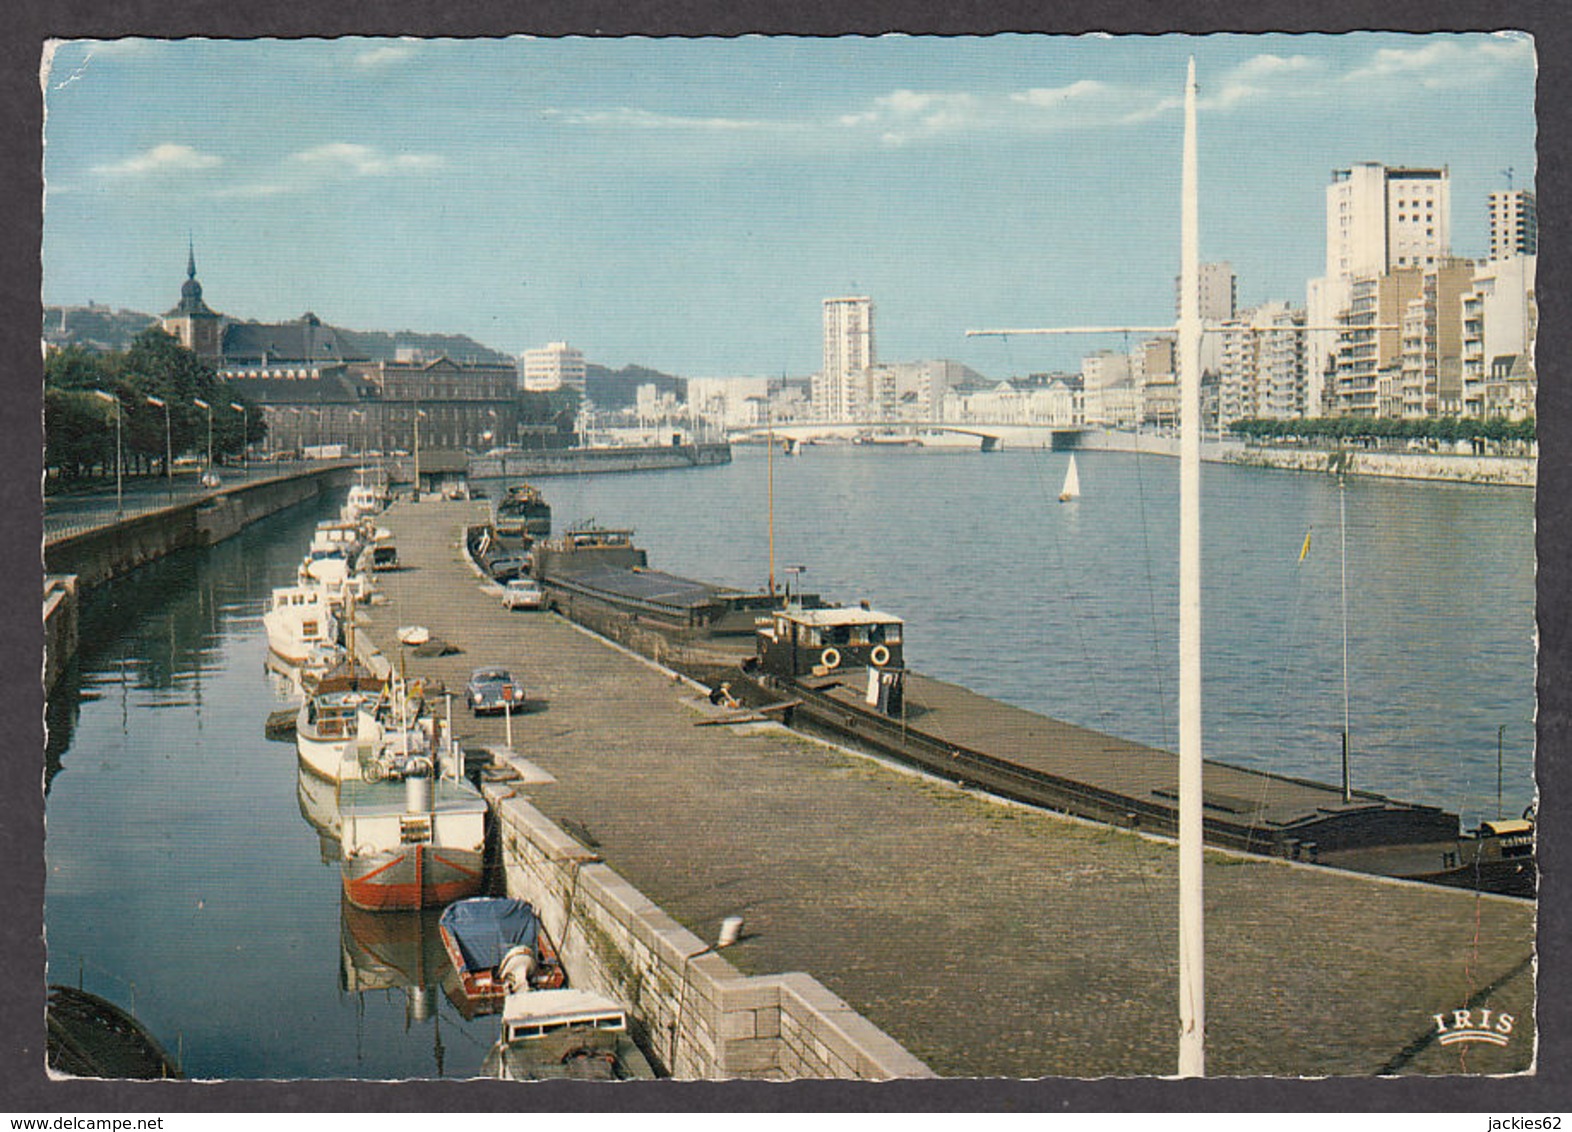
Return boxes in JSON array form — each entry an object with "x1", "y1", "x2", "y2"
[{"x1": 39, "y1": 33, "x2": 1537, "y2": 378}]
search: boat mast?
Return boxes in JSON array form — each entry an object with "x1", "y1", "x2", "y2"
[
  {"x1": 767, "y1": 402, "x2": 777, "y2": 597},
  {"x1": 1176, "y1": 55, "x2": 1206, "y2": 1079},
  {"x1": 1339, "y1": 476, "x2": 1351, "y2": 803}
]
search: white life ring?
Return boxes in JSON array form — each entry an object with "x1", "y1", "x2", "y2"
[
  {"x1": 870, "y1": 645, "x2": 891, "y2": 667},
  {"x1": 820, "y1": 647, "x2": 842, "y2": 670}
]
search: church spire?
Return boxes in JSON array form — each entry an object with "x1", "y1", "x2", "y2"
[{"x1": 187, "y1": 234, "x2": 197, "y2": 280}]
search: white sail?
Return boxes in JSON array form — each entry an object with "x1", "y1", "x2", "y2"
[{"x1": 1058, "y1": 455, "x2": 1081, "y2": 502}]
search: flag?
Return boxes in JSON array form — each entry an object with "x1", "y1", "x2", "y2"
[{"x1": 1299, "y1": 530, "x2": 1312, "y2": 561}]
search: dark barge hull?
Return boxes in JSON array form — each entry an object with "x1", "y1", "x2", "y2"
[
  {"x1": 492, "y1": 527, "x2": 1534, "y2": 897},
  {"x1": 749, "y1": 666, "x2": 1534, "y2": 898}
]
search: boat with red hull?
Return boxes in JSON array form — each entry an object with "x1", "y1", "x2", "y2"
[
  {"x1": 438, "y1": 897, "x2": 567, "y2": 1016},
  {"x1": 339, "y1": 762, "x2": 487, "y2": 912}
]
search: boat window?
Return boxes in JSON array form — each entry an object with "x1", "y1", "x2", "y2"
[{"x1": 825, "y1": 626, "x2": 851, "y2": 646}]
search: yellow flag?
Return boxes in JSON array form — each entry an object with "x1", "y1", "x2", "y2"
[{"x1": 1299, "y1": 530, "x2": 1312, "y2": 561}]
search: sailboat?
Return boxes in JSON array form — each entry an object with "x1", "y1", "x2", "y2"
[{"x1": 1058, "y1": 454, "x2": 1081, "y2": 502}]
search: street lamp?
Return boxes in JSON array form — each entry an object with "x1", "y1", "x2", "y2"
[
  {"x1": 230, "y1": 402, "x2": 248, "y2": 476},
  {"x1": 193, "y1": 397, "x2": 213, "y2": 475},
  {"x1": 146, "y1": 395, "x2": 171, "y2": 489},
  {"x1": 413, "y1": 408, "x2": 427, "y2": 501},
  {"x1": 92, "y1": 390, "x2": 123, "y2": 518}
]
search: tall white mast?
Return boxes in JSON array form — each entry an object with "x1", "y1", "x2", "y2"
[
  {"x1": 1176, "y1": 55, "x2": 1206, "y2": 1079},
  {"x1": 965, "y1": 58, "x2": 1208, "y2": 1077}
]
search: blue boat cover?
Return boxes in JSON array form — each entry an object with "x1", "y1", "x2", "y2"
[{"x1": 440, "y1": 898, "x2": 541, "y2": 972}]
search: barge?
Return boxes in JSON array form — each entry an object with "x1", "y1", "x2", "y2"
[
  {"x1": 483, "y1": 512, "x2": 1535, "y2": 898},
  {"x1": 736, "y1": 604, "x2": 1535, "y2": 898}
]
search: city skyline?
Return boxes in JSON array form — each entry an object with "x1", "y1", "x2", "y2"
[{"x1": 41, "y1": 33, "x2": 1536, "y2": 377}]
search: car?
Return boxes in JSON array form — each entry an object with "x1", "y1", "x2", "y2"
[
  {"x1": 501, "y1": 578, "x2": 546, "y2": 611},
  {"x1": 467, "y1": 667, "x2": 523, "y2": 716},
  {"x1": 486, "y1": 554, "x2": 529, "y2": 583},
  {"x1": 200, "y1": 471, "x2": 222, "y2": 488}
]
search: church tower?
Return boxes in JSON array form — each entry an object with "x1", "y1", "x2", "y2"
[{"x1": 161, "y1": 238, "x2": 224, "y2": 360}]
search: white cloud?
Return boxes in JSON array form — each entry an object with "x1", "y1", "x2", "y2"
[
  {"x1": 356, "y1": 43, "x2": 416, "y2": 69},
  {"x1": 92, "y1": 143, "x2": 222, "y2": 177},
  {"x1": 1011, "y1": 79, "x2": 1111, "y2": 107},
  {"x1": 544, "y1": 107, "x2": 783, "y2": 132},
  {"x1": 1342, "y1": 34, "x2": 1535, "y2": 90},
  {"x1": 287, "y1": 142, "x2": 445, "y2": 175}
]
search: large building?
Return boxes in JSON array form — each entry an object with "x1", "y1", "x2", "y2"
[
  {"x1": 1488, "y1": 190, "x2": 1538, "y2": 259},
  {"x1": 1461, "y1": 254, "x2": 1537, "y2": 418},
  {"x1": 1309, "y1": 164, "x2": 1453, "y2": 414},
  {"x1": 1216, "y1": 303, "x2": 1307, "y2": 424},
  {"x1": 815, "y1": 296, "x2": 875, "y2": 420},
  {"x1": 1325, "y1": 163, "x2": 1452, "y2": 279},
  {"x1": 1332, "y1": 269, "x2": 1424, "y2": 417},
  {"x1": 522, "y1": 341, "x2": 587, "y2": 393}
]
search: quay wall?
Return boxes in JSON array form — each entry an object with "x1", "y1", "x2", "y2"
[
  {"x1": 1219, "y1": 445, "x2": 1535, "y2": 487},
  {"x1": 485, "y1": 787, "x2": 934, "y2": 1081},
  {"x1": 43, "y1": 466, "x2": 353, "y2": 592},
  {"x1": 470, "y1": 442, "x2": 731, "y2": 480},
  {"x1": 1072, "y1": 430, "x2": 1535, "y2": 486},
  {"x1": 43, "y1": 575, "x2": 79, "y2": 695}
]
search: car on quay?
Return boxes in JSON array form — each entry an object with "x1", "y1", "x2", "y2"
[
  {"x1": 501, "y1": 579, "x2": 546, "y2": 611},
  {"x1": 486, "y1": 554, "x2": 529, "y2": 583},
  {"x1": 467, "y1": 667, "x2": 523, "y2": 716}
]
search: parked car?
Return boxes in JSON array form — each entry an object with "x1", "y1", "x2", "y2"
[
  {"x1": 467, "y1": 667, "x2": 523, "y2": 716},
  {"x1": 501, "y1": 579, "x2": 546, "y2": 611},
  {"x1": 486, "y1": 555, "x2": 529, "y2": 583}
]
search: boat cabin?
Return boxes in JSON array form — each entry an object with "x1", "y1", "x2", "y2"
[
  {"x1": 531, "y1": 527, "x2": 649, "y2": 577},
  {"x1": 756, "y1": 606, "x2": 904, "y2": 679},
  {"x1": 499, "y1": 988, "x2": 630, "y2": 1043}
]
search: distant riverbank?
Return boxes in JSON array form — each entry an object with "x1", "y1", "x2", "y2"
[{"x1": 1078, "y1": 430, "x2": 1535, "y2": 487}]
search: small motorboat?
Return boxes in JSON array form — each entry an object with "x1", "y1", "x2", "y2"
[
  {"x1": 438, "y1": 897, "x2": 566, "y2": 1014},
  {"x1": 397, "y1": 625, "x2": 431, "y2": 646},
  {"x1": 480, "y1": 987, "x2": 655, "y2": 1081}
]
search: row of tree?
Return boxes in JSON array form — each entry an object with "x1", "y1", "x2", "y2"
[
  {"x1": 1228, "y1": 415, "x2": 1537, "y2": 445},
  {"x1": 45, "y1": 328, "x2": 266, "y2": 483}
]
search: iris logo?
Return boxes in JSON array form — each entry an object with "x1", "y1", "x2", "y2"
[{"x1": 1432, "y1": 1008, "x2": 1514, "y2": 1047}]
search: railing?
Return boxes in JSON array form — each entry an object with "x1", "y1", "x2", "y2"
[{"x1": 43, "y1": 459, "x2": 347, "y2": 543}]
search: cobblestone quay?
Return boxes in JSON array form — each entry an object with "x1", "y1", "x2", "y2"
[{"x1": 359, "y1": 498, "x2": 1535, "y2": 1078}]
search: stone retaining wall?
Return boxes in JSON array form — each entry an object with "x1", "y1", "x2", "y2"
[
  {"x1": 484, "y1": 787, "x2": 934, "y2": 1081},
  {"x1": 43, "y1": 575, "x2": 79, "y2": 695},
  {"x1": 1221, "y1": 446, "x2": 1536, "y2": 486},
  {"x1": 469, "y1": 442, "x2": 731, "y2": 480}
]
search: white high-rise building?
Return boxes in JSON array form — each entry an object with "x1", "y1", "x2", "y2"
[
  {"x1": 815, "y1": 296, "x2": 875, "y2": 420},
  {"x1": 1488, "y1": 190, "x2": 1537, "y2": 260},
  {"x1": 522, "y1": 341, "x2": 587, "y2": 393},
  {"x1": 1309, "y1": 164, "x2": 1451, "y2": 415},
  {"x1": 1325, "y1": 163, "x2": 1451, "y2": 278}
]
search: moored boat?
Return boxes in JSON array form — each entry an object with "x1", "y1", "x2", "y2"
[
  {"x1": 438, "y1": 897, "x2": 567, "y2": 1015},
  {"x1": 262, "y1": 584, "x2": 339, "y2": 664},
  {"x1": 480, "y1": 987, "x2": 655, "y2": 1081},
  {"x1": 339, "y1": 734, "x2": 487, "y2": 911},
  {"x1": 493, "y1": 483, "x2": 552, "y2": 538}
]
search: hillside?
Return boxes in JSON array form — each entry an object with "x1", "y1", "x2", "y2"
[{"x1": 586, "y1": 363, "x2": 685, "y2": 410}]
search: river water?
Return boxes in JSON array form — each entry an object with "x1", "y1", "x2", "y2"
[{"x1": 43, "y1": 447, "x2": 1536, "y2": 1078}]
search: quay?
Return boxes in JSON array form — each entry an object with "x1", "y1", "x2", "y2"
[{"x1": 355, "y1": 497, "x2": 1535, "y2": 1078}]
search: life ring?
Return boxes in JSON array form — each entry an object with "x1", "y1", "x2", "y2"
[
  {"x1": 820, "y1": 647, "x2": 841, "y2": 670},
  {"x1": 870, "y1": 645, "x2": 891, "y2": 667}
]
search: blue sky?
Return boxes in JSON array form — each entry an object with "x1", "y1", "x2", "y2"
[{"x1": 41, "y1": 33, "x2": 1536, "y2": 377}]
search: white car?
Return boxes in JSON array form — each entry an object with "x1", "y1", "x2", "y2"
[{"x1": 501, "y1": 578, "x2": 546, "y2": 611}]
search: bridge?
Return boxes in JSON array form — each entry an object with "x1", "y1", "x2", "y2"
[{"x1": 729, "y1": 421, "x2": 1085, "y2": 452}]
